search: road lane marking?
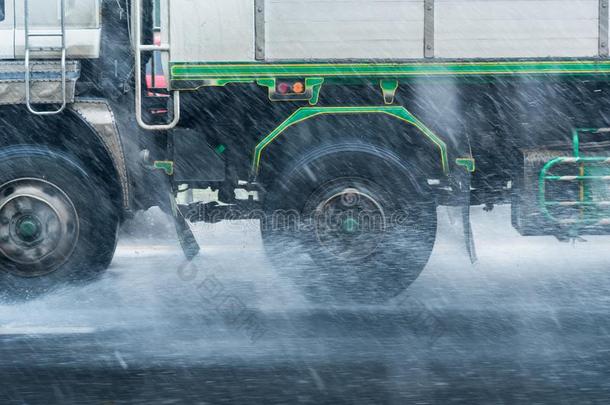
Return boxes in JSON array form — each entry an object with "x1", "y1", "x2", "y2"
[{"x1": 0, "y1": 326, "x2": 96, "y2": 335}]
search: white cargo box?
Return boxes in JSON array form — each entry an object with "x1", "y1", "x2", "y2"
[
  {"x1": 167, "y1": 0, "x2": 609, "y2": 62},
  {"x1": 0, "y1": 0, "x2": 101, "y2": 60}
]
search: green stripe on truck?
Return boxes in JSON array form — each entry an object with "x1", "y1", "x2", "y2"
[{"x1": 171, "y1": 60, "x2": 610, "y2": 84}]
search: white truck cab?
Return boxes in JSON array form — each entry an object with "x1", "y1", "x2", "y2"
[
  {"x1": 1, "y1": 0, "x2": 101, "y2": 60},
  {"x1": 0, "y1": 0, "x2": 14, "y2": 59},
  {"x1": 0, "y1": 0, "x2": 101, "y2": 112}
]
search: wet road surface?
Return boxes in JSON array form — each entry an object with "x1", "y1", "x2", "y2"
[{"x1": 1, "y1": 206, "x2": 610, "y2": 404}]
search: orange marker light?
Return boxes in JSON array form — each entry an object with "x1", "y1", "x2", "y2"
[{"x1": 292, "y1": 82, "x2": 305, "y2": 94}]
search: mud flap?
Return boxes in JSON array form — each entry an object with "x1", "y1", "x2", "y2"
[
  {"x1": 463, "y1": 202, "x2": 477, "y2": 264},
  {"x1": 169, "y1": 192, "x2": 200, "y2": 260},
  {"x1": 458, "y1": 172, "x2": 478, "y2": 264}
]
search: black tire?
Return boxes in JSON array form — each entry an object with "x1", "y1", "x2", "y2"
[
  {"x1": 0, "y1": 147, "x2": 119, "y2": 302},
  {"x1": 261, "y1": 150, "x2": 437, "y2": 303}
]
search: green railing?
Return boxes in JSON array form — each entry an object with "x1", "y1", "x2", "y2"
[{"x1": 539, "y1": 128, "x2": 610, "y2": 228}]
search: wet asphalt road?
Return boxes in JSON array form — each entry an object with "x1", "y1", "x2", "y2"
[{"x1": 1, "y1": 206, "x2": 610, "y2": 404}]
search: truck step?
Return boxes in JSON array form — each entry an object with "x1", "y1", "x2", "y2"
[
  {"x1": 27, "y1": 32, "x2": 64, "y2": 38},
  {"x1": 27, "y1": 47, "x2": 65, "y2": 52}
]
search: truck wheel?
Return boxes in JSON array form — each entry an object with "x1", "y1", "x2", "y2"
[
  {"x1": 261, "y1": 151, "x2": 437, "y2": 303},
  {"x1": 0, "y1": 148, "x2": 119, "y2": 301}
]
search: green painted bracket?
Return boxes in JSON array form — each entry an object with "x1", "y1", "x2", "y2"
[
  {"x1": 456, "y1": 157, "x2": 476, "y2": 173},
  {"x1": 256, "y1": 78, "x2": 276, "y2": 91},
  {"x1": 251, "y1": 106, "x2": 449, "y2": 178},
  {"x1": 306, "y1": 78, "x2": 324, "y2": 105},
  {"x1": 380, "y1": 80, "x2": 398, "y2": 104},
  {"x1": 154, "y1": 160, "x2": 174, "y2": 176}
]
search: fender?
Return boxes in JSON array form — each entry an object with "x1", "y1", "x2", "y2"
[
  {"x1": 69, "y1": 99, "x2": 131, "y2": 210},
  {"x1": 250, "y1": 106, "x2": 450, "y2": 179}
]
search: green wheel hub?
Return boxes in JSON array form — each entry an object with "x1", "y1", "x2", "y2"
[
  {"x1": 342, "y1": 217, "x2": 359, "y2": 234},
  {"x1": 309, "y1": 185, "x2": 387, "y2": 262},
  {"x1": 15, "y1": 216, "x2": 42, "y2": 242}
]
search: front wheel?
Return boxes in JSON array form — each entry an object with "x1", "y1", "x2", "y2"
[
  {"x1": 261, "y1": 151, "x2": 437, "y2": 303},
  {"x1": 0, "y1": 148, "x2": 119, "y2": 301}
]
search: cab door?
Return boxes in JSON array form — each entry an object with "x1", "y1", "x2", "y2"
[{"x1": 0, "y1": 0, "x2": 14, "y2": 59}]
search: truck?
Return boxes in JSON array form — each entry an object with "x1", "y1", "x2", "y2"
[{"x1": 1, "y1": 0, "x2": 610, "y2": 302}]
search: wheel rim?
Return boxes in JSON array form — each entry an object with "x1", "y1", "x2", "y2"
[
  {"x1": 0, "y1": 178, "x2": 79, "y2": 277},
  {"x1": 308, "y1": 182, "x2": 387, "y2": 262}
]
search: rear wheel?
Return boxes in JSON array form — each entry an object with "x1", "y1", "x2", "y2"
[
  {"x1": 261, "y1": 151, "x2": 437, "y2": 303},
  {"x1": 0, "y1": 148, "x2": 119, "y2": 301}
]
